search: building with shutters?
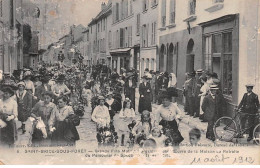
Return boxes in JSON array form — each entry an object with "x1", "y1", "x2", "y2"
[
  {"x1": 158, "y1": 0, "x2": 260, "y2": 116},
  {"x1": 88, "y1": 2, "x2": 112, "y2": 66},
  {"x1": 139, "y1": 0, "x2": 158, "y2": 76},
  {"x1": 109, "y1": 0, "x2": 140, "y2": 74}
]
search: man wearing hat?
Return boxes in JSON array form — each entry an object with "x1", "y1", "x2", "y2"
[
  {"x1": 237, "y1": 84, "x2": 259, "y2": 141},
  {"x1": 51, "y1": 74, "x2": 71, "y2": 99},
  {"x1": 125, "y1": 73, "x2": 136, "y2": 110},
  {"x1": 193, "y1": 69, "x2": 204, "y2": 118},
  {"x1": 202, "y1": 84, "x2": 225, "y2": 141},
  {"x1": 184, "y1": 71, "x2": 196, "y2": 116}
]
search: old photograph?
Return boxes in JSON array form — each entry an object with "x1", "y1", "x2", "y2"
[{"x1": 0, "y1": 0, "x2": 260, "y2": 165}]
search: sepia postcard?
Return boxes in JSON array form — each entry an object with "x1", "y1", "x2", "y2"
[{"x1": 0, "y1": 0, "x2": 259, "y2": 165}]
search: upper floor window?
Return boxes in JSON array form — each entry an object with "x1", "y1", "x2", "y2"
[
  {"x1": 136, "y1": 13, "x2": 140, "y2": 35},
  {"x1": 130, "y1": 0, "x2": 133, "y2": 14},
  {"x1": 169, "y1": 0, "x2": 176, "y2": 24},
  {"x1": 142, "y1": 24, "x2": 148, "y2": 47},
  {"x1": 0, "y1": 0, "x2": 3, "y2": 17},
  {"x1": 143, "y1": 0, "x2": 148, "y2": 12},
  {"x1": 151, "y1": 0, "x2": 157, "y2": 7},
  {"x1": 161, "y1": 0, "x2": 166, "y2": 27},
  {"x1": 189, "y1": 0, "x2": 196, "y2": 15}
]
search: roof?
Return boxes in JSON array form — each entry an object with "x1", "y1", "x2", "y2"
[{"x1": 88, "y1": 2, "x2": 112, "y2": 26}]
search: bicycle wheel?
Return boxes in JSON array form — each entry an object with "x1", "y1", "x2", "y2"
[
  {"x1": 214, "y1": 117, "x2": 237, "y2": 142},
  {"x1": 253, "y1": 123, "x2": 260, "y2": 145}
]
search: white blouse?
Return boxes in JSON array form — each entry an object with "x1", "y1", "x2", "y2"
[
  {"x1": 49, "y1": 105, "x2": 74, "y2": 127},
  {"x1": 1, "y1": 97, "x2": 18, "y2": 118},
  {"x1": 24, "y1": 80, "x2": 35, "y2": 95},
  {"x1": 91, "y1": 105, "x2": 110, "y2": 127},
  {"x1": 119, "y1": 108, "x2": 135, "y2": 118},
  {"x1": 155, "y1": 103, "x2": 182, "y2": 126}
]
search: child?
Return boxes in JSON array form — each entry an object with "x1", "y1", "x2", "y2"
[
  {"x1": 189, "y1": 128, "x2": 201, "y2": 146},
  {"x1": 82, "y1": 85, "x2": 92, "y2": 107},
  {"x1": 117, "y1": 98, "x2": 135, "y2": 146},
  {"x1": 132, "y1": 110, "x2": 152, "y2": 146},
  {"x1": 148, "y1": 127, "x2": 167, "y2": 147}
]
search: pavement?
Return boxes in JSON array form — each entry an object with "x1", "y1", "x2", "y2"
[{"x1": 13, "y1": 88, "x2": 256, "y2": 147}]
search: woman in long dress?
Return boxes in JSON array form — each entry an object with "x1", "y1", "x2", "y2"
[
  {"x1": 154, "y1": 93, "x2": 184, "y2": 146},
  {"x1": 0, "y1": 87, "x2": 18, "y2": 147},
  {"x1": 31, "y1": 91, "x2": 57, "y2": 144},
  {"x1": 49, "y1": 96, "x2": 79, "y2": 146},
  {"x1": 138, "y1": 76, "x2": 152, "y2": 113},
  {"x1": 15, "y1": 81, "x2": 32, "y2": 134}
]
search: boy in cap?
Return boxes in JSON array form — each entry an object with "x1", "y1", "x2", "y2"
[{"x1": 237, "y1": 84, "x2": 259, "y2": 141}]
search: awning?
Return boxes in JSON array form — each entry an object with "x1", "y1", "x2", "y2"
[{"x1": 110, "y1": 48, "x2": 131, "y2": 56}]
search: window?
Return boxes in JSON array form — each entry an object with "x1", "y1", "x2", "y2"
[
  {"x1": 143, "y1": 0, "x2": 148, "y2": 11},
  {"x1": 125, "y1": 27, "x2": 128, "y2": 47},
  {"x1": 151, "y1": 59, "x2": 155, "y2": 70},
  {"x1": 151, "y1": 22, "x2": 156, "y2": 45},
  {"x1": 151, "y1": 0, "x2": 157, "y2": 7},
  {"x1": 130, "y1": 0, "x2": 133, "y2": 14},
  {"x1": 142, "y1": 24, "x2": 148, "y2": 47},
  {"x1": 108, "y1": 31, "x2": 112, "y2": 49},
  {"x1": 128, "y1": 26, "x2": 132, "y2": 47},
  {"x1": 189, "y1": 0, "x2": 196, "y2": 15},
  {"x1": 100, "y1": 20, "x2": 102, "y2": 32},
  {"x1": 0, "y1": 0, "x2": 2, "y2": 17},
  {"x1": 223, "y1": 32, "x2": 232, "y2": 96},
  {"x1": 204, "y1": 31, "x2": 232, "y2": 97},
  {"x1": 169, "y1": 0, "x2": 176, "y2": 24},
  {"x1": 116, "y1": 3, "x2": 119, "y2": 21},
  {"x1": 161, "y1": 0, "x2": 166, "y2": 27},
  {"x1": 136, "y1": 14, "x2": 140, "y2": 35},
  {"x1": 146, "y1": 58, "x2": 150, "y2": 69},
  {"x1": 120, "y1": 28, "x2": 124, "y2": 48}
]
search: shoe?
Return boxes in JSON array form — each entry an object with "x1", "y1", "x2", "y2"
[{"x1": 247, "y1": 137, "x2": 253, "y2": 142}]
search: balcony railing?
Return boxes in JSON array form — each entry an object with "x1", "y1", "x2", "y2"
[{"x1": 162, "y1": 16, "x2": 166, "y2": 27}]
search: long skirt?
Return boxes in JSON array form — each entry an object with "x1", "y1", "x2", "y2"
[
  {"x1": 51, "y1": 121, "x2": 76, "y2": 146},
  {"x1": 159, "y1": 119, "x2": 184, "y2": 146},
  {"x1": 138, "y1": 95, "x2": 152, "y2": 113},
  {"x1": 0, "y1": 120, "x2": 17, "y2": 146}
]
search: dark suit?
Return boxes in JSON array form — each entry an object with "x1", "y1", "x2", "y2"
[
  {"x1": 202, "y1": 94, "x2": 224, "y2": 141},
  {"x1": 125, "y1": 79, "x2": 136, "y2": 110},
  {"x1": 186, "y1": 77, "x2": 196, "y2": 116},
  {"x1": 138, "y1": 82, "x2": 152, "y2": 113},
  {"x1": 238, "y1": 92, "x2": 259, "y2": 138}
]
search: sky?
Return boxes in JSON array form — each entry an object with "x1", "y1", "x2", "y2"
[
  {"x1": 57, "y1": 0, "x2": 109, "y2": 27},
  {"x1": 25, "y1": 0, "x2": 109, "y2": 49}
]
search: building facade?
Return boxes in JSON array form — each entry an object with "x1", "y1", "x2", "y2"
[
  {"x1": 158, "y1": 0, "x2": 260, "y2": 115},
  {"x1": 88, "y1": 2, "x2": 112, "y2": 66},
  {"x1": 139, "y1": 0, "x2": 158, "y2": 76},
  {"x1": 0, "y1": 0, "x2": 23, "y2": 73},
  {"x1": 109, "y1": 0, "x2": 140, "y2": 74}
]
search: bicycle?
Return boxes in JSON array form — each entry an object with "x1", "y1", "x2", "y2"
[{"x1": 213, "y1": 108, "x2": 260, "y2": 145}]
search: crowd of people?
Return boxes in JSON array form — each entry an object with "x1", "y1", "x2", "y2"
[{"x1": 0, "y1": 62, "x2": 258, "y2": 149}]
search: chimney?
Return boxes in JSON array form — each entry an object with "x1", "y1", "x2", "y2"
[{"x1": 101, "y1": 2, "x2": 106, "y2": 11}]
